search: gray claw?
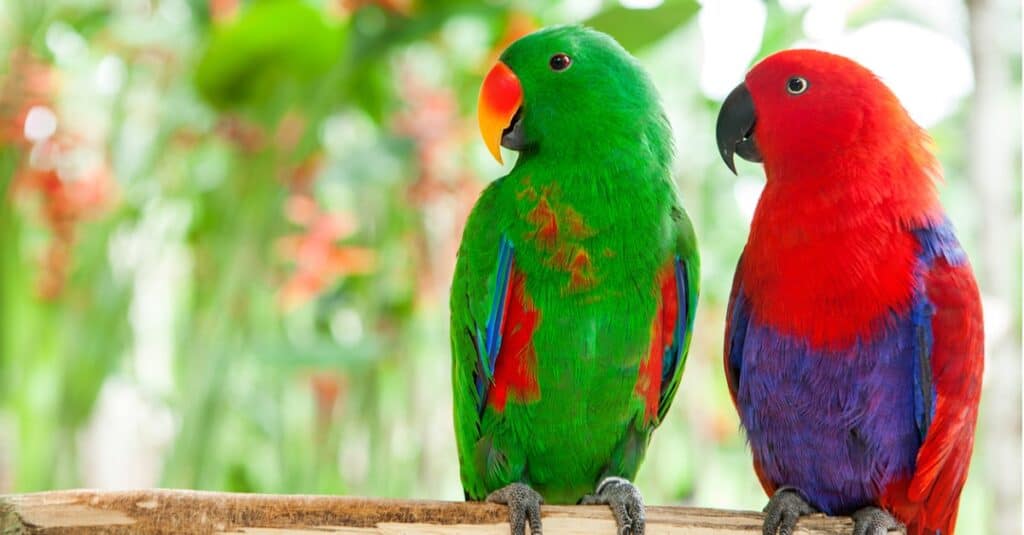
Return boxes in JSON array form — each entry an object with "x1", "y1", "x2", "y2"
[
  {"x1": 852, "y1": 507, "x2": 903, "y2": 535},
  {"x1": 487, "y1": 482, "x2": 544, "y2": 535},
  {"x1": 581, "y1": 477, "x2": 646, "y2": 535},
  {"x1": 762, "y1": 488, "x2": 817, "y2": 535}
]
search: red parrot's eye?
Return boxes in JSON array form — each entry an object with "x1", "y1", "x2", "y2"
[
  {"x1": 549, "y1": 53, "x2": 572, "y2": 72},
  {"x1": 787, "y1": 76, "x2": 809, "y2": 95}
]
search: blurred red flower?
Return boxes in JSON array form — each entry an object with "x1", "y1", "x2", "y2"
[
  {"x1": 209, "y1": 0, "x2": 240, "y2": 23},
  {"x1": 12, "y1": 149, "x2": 117, "y2": 299},
  {"x1": 276, "y1": 194, "x2": 375, "y2": 311}
]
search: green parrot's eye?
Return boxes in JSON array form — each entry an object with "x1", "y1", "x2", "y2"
[
  {"x1": 549, "y1": 53, "x2": 572, "y2": 72},
  {"x1": 786, "y1": 76, "x2": 809, "y2": 95}
]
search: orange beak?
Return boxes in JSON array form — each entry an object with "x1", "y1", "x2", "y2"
[{"x1": 477, "y1": 61, "x2": 523, "y2": 164}]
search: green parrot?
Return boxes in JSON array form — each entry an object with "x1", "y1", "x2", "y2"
[{"x1": 450, "y1": 26, "x2": 699, "y2": 535}]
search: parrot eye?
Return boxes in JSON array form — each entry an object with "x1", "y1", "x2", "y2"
[
  {"x1": 549, "y1": 53, "x2": 572, "y2": 72},
  {"x1": 786, "y1": 76, "x2": 809, "y2": 95}
]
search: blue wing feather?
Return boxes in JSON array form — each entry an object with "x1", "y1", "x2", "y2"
[
  {"x1": 724, "y1": 256, "x2": 749, "y2": 403},
  {"x1": 910, "y1": 297, "x2": 936, "y2": 442},
  {"x1": 913, "y1": 218, "x2": 967, "y2": 265},
  {"x1": 910, "y1": 218, "x2": 968, "y2": 441},
  {"x1": 472, "y1": 236, "x2": 515, "y2": 413},
  {"x1": 660, "y1": 256, "x2": 688, "y2": 386},
  {"x1": 654, "y1": 255, "x2": 695, "y2": 423}
]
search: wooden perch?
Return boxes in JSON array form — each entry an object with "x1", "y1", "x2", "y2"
[{"x1": 0, "y1": 489, "x2": 868, "y2": 534}]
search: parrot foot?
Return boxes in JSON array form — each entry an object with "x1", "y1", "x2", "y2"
[
  {"x1": 762, "y1": 487, "x2": 817, "y2": 535},
  {"x1": 580, "y1": 476, "x2": 646, "y2": 535},
  {"x1": 487, "y1": 482, "x2": 544, "y2": 535},
  {"x1": 852, "y1": 507, "x2": 903, "y2": 535}
]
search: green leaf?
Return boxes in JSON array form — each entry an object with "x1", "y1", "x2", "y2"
[
  {"x1": 194, "y1": 0, "x2": 346, "y2": 110},
  {"x1": 583, "y1": 0, "x2": 699, "y2": 53}
]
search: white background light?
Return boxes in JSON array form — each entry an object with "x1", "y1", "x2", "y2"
[
  {"x1": 23, "y1": 105, "x2": 58, "y2": 141},
  {"x1": 698, "y1": 0, "x2": 766, "y2": 100},
  {"x1": 619, "y1": 0, "x2": 664, "y2": 8}
]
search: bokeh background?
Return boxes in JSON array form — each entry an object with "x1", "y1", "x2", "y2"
[{"x1": 0, "y1": 0, "x2": 1019, "y2": 532}]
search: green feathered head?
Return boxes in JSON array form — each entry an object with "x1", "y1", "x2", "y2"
[{"x1": 478, "y1": 25, "x2": 672, "y2": 168}]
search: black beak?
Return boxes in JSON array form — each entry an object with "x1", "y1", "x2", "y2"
[
  {"x1": 716, "y1": 82, "x2": 762, "y2": 175},
  {"x1": 501, "y1": 108, "x2": 527, "y2": 151}
]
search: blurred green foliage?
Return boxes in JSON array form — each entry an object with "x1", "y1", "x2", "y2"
[
  {"x1": 0, "y1": 1, "x2": 1016, "y2": 533},
  {"x1": 196, "y1": 0, "x2": 345, "y2": 110}
]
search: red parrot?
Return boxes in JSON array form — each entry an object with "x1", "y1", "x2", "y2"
[{"x1": 715, "y1": 49, "x2": 984, "y2": 535}]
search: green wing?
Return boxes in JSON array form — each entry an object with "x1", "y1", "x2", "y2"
[
  {"x1": 600, "y1": 203, "x2": 699, "y2": 481},
  {"x1": 450, "y1": 181, "x2": 505, "y2": 500}
]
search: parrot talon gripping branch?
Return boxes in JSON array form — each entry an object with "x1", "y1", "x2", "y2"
[{"x1": 454, "y1": 25, "x2": 699, "y2": 535}]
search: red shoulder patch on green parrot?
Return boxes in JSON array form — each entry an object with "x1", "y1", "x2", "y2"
[
  {"x1": 635, "y1": 260, "x2": 682, "y2": 423},
  {"x1": 488, "y1": 266, "x2": 541, "y2": 411}
]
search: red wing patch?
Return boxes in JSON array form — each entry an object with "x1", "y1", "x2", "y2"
[
  {"x1": 880, "y1": 259, "x2": 983, "y2": 535},
  {"x1": 635, "y1": 261, "x2": 681, "y2": 424},
  {"x1": 488, "y1": 267, "x2": 541, "y2": 412}
]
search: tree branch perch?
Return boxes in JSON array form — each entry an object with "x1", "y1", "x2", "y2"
[{"x1": 0, "y1": 489, "x2": 871, "y2": 534}]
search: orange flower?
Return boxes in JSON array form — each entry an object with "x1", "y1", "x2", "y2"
[
  {"x1": 209, "y1": 0, "x2": 239, "y2": 23},
  {"x1": 310, "y1": 372, "x2": 345, "y2": 415},
  {"x1": 13, "y1": 162, "x2": 117, "y2": 300},
  {"x1": 0, "y1": 49, "x2": 57, "y2": 146},
  {"x1": 276, "y1": 194, "x2": 375, "y2": 311},
  {"x1": 336, "y1": 0, "x2": 414, "y2": 16}
]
